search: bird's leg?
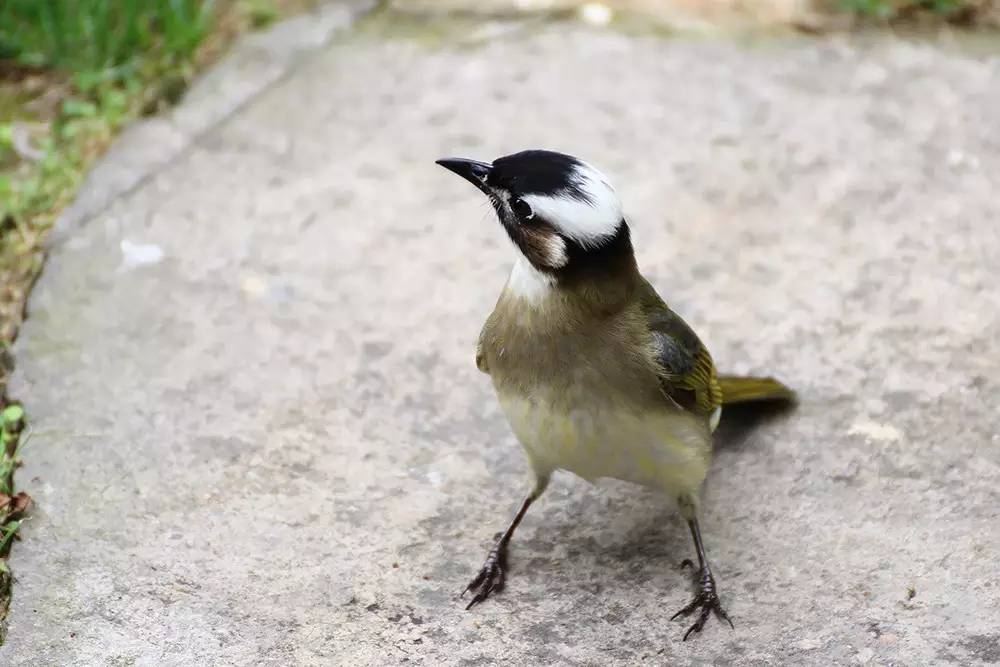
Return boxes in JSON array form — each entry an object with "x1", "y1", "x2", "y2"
[
  {"x1": 463, "y1": 476, "x2": 548, "y2": 609},
  {"x1": 671, "y1": 509, "x2": 734, "y2": 641}
]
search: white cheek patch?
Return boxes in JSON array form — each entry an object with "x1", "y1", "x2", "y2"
[{"x1": 521, "y1": 162, "x2": 623, "y2": 248}]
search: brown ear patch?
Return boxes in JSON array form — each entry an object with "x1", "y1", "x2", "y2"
[{"x1": 516, "y1": 223, "x2": 567, "y2": 270}]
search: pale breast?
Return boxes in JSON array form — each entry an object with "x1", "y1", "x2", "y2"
[{"x1": 497, "y1": 389, "x2": 711, "y2": 496}]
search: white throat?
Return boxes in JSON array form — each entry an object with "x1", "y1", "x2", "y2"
[{"x1": 505, "y1": 255, "x2": 555, "y2": 305}]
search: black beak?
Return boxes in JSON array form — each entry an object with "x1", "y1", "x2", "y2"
[{"x1": 435, "y1": 157, "x2": 493, "y2": 196}]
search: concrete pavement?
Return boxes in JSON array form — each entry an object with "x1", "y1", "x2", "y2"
[{"x1": 4, "y1": 5, "x2": 1000, "y2": 665}]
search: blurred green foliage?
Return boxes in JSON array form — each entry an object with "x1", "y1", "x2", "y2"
[
  {"x1": 0, "y1": 1, "x2": 225, "y2": 247},
  {"x1": 0, "y1": 399, "x2": 27, "y2": 643},
  {"x1": 0, "y1": 0, "x2": 214, "y2": 89},
  {"x1": 840, "y1": 0, "x2": 971, "y2": 20},
  {"x1": 0, "y1": 403, "x2": 24, "y2": 498}
]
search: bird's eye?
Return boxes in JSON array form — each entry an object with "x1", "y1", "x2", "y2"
[{"x1": 511, "y1": 198, "x2": 534, "y2": 220}]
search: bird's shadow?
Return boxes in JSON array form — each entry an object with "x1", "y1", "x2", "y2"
[{"x1": 714, "y1": 400, "x2": 797, "y2": 452}]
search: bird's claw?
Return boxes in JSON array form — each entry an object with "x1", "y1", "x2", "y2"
[
  {"x1": 671, "y1": 570, "x2": 734, "y2": 640},
  {"x1": 462, "y1": 542, "x2": 507, "y2": 610}
]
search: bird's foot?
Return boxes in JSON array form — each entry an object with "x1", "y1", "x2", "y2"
[
  {"x1": 671, "y1": 568, "x2": 734, "y2": 641},
  {"x1": 462, "y1": 535, "x2": 507, "y2": 610}
]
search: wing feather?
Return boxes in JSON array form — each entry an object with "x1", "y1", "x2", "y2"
[{"x1": 638, "y1": 279, "x2": 721, "y2": 418}]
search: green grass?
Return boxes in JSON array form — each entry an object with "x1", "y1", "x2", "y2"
[
  {"x1": 0, "y1": 1, "x2": 214, "y2": 86},
  {"x1": 0, "y1": 402, "x2": 27, "y2": 643},
  {"x1": 839, "y1": 0, "x2": 982, "y2": 21},
  {"x1": 0, "y1": 404, "x2": 25, "y2": 498}
]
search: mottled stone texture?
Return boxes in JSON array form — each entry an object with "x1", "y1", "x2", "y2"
[{"x1": 4, "y1": 9, "x2": 1000, "y2": 666}]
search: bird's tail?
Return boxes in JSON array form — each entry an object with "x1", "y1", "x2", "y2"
[{"x1": 717, "y1": 376, "x2": 795, "y2": 405}]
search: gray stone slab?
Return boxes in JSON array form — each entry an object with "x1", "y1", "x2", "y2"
[
  {"x1": 5, "y1": 11, "x2": 1000, "y2": 666},
  {"x1": 49, "y1": 0, "x2": 376, "y2": 248}
]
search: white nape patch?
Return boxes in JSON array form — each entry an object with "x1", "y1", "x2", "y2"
[
  {"x1": 522, "y1": 161, "x2": 622, "y2": 247},
  {"x1": 506, "y1": 255, "x2": 555, "y2": 304}
]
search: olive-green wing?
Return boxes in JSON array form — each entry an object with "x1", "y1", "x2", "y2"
[
  {"x1": 716, "y1": 375, "x2": 795, "y2": 404},
  {"x1": 638, "y1": 278, "x2": 722, "y2": 418}
]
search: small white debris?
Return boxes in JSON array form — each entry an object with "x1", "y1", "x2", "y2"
[
  {"x1": 579, "y1": 2, "x2": 613, "y2": 26},
  {"x1": 797, "y1": 638, "x2": 822, "y2": 650},
  {"x1": 947, "y1": 149, "x2": 979, "y2": 170},
  {"x1": 240, "y1": 274, "x2": 268, "y2": 297},
  {"x1": 119, "y1": 240, "x2": 164, "y2": 270},
  {"x1": 848, "y1": 420, "x2": 903, "y2": 443}
]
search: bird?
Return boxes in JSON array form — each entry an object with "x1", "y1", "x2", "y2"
[{"x1": 435, "y1": 149, "x2": 794, "y2": 640}]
